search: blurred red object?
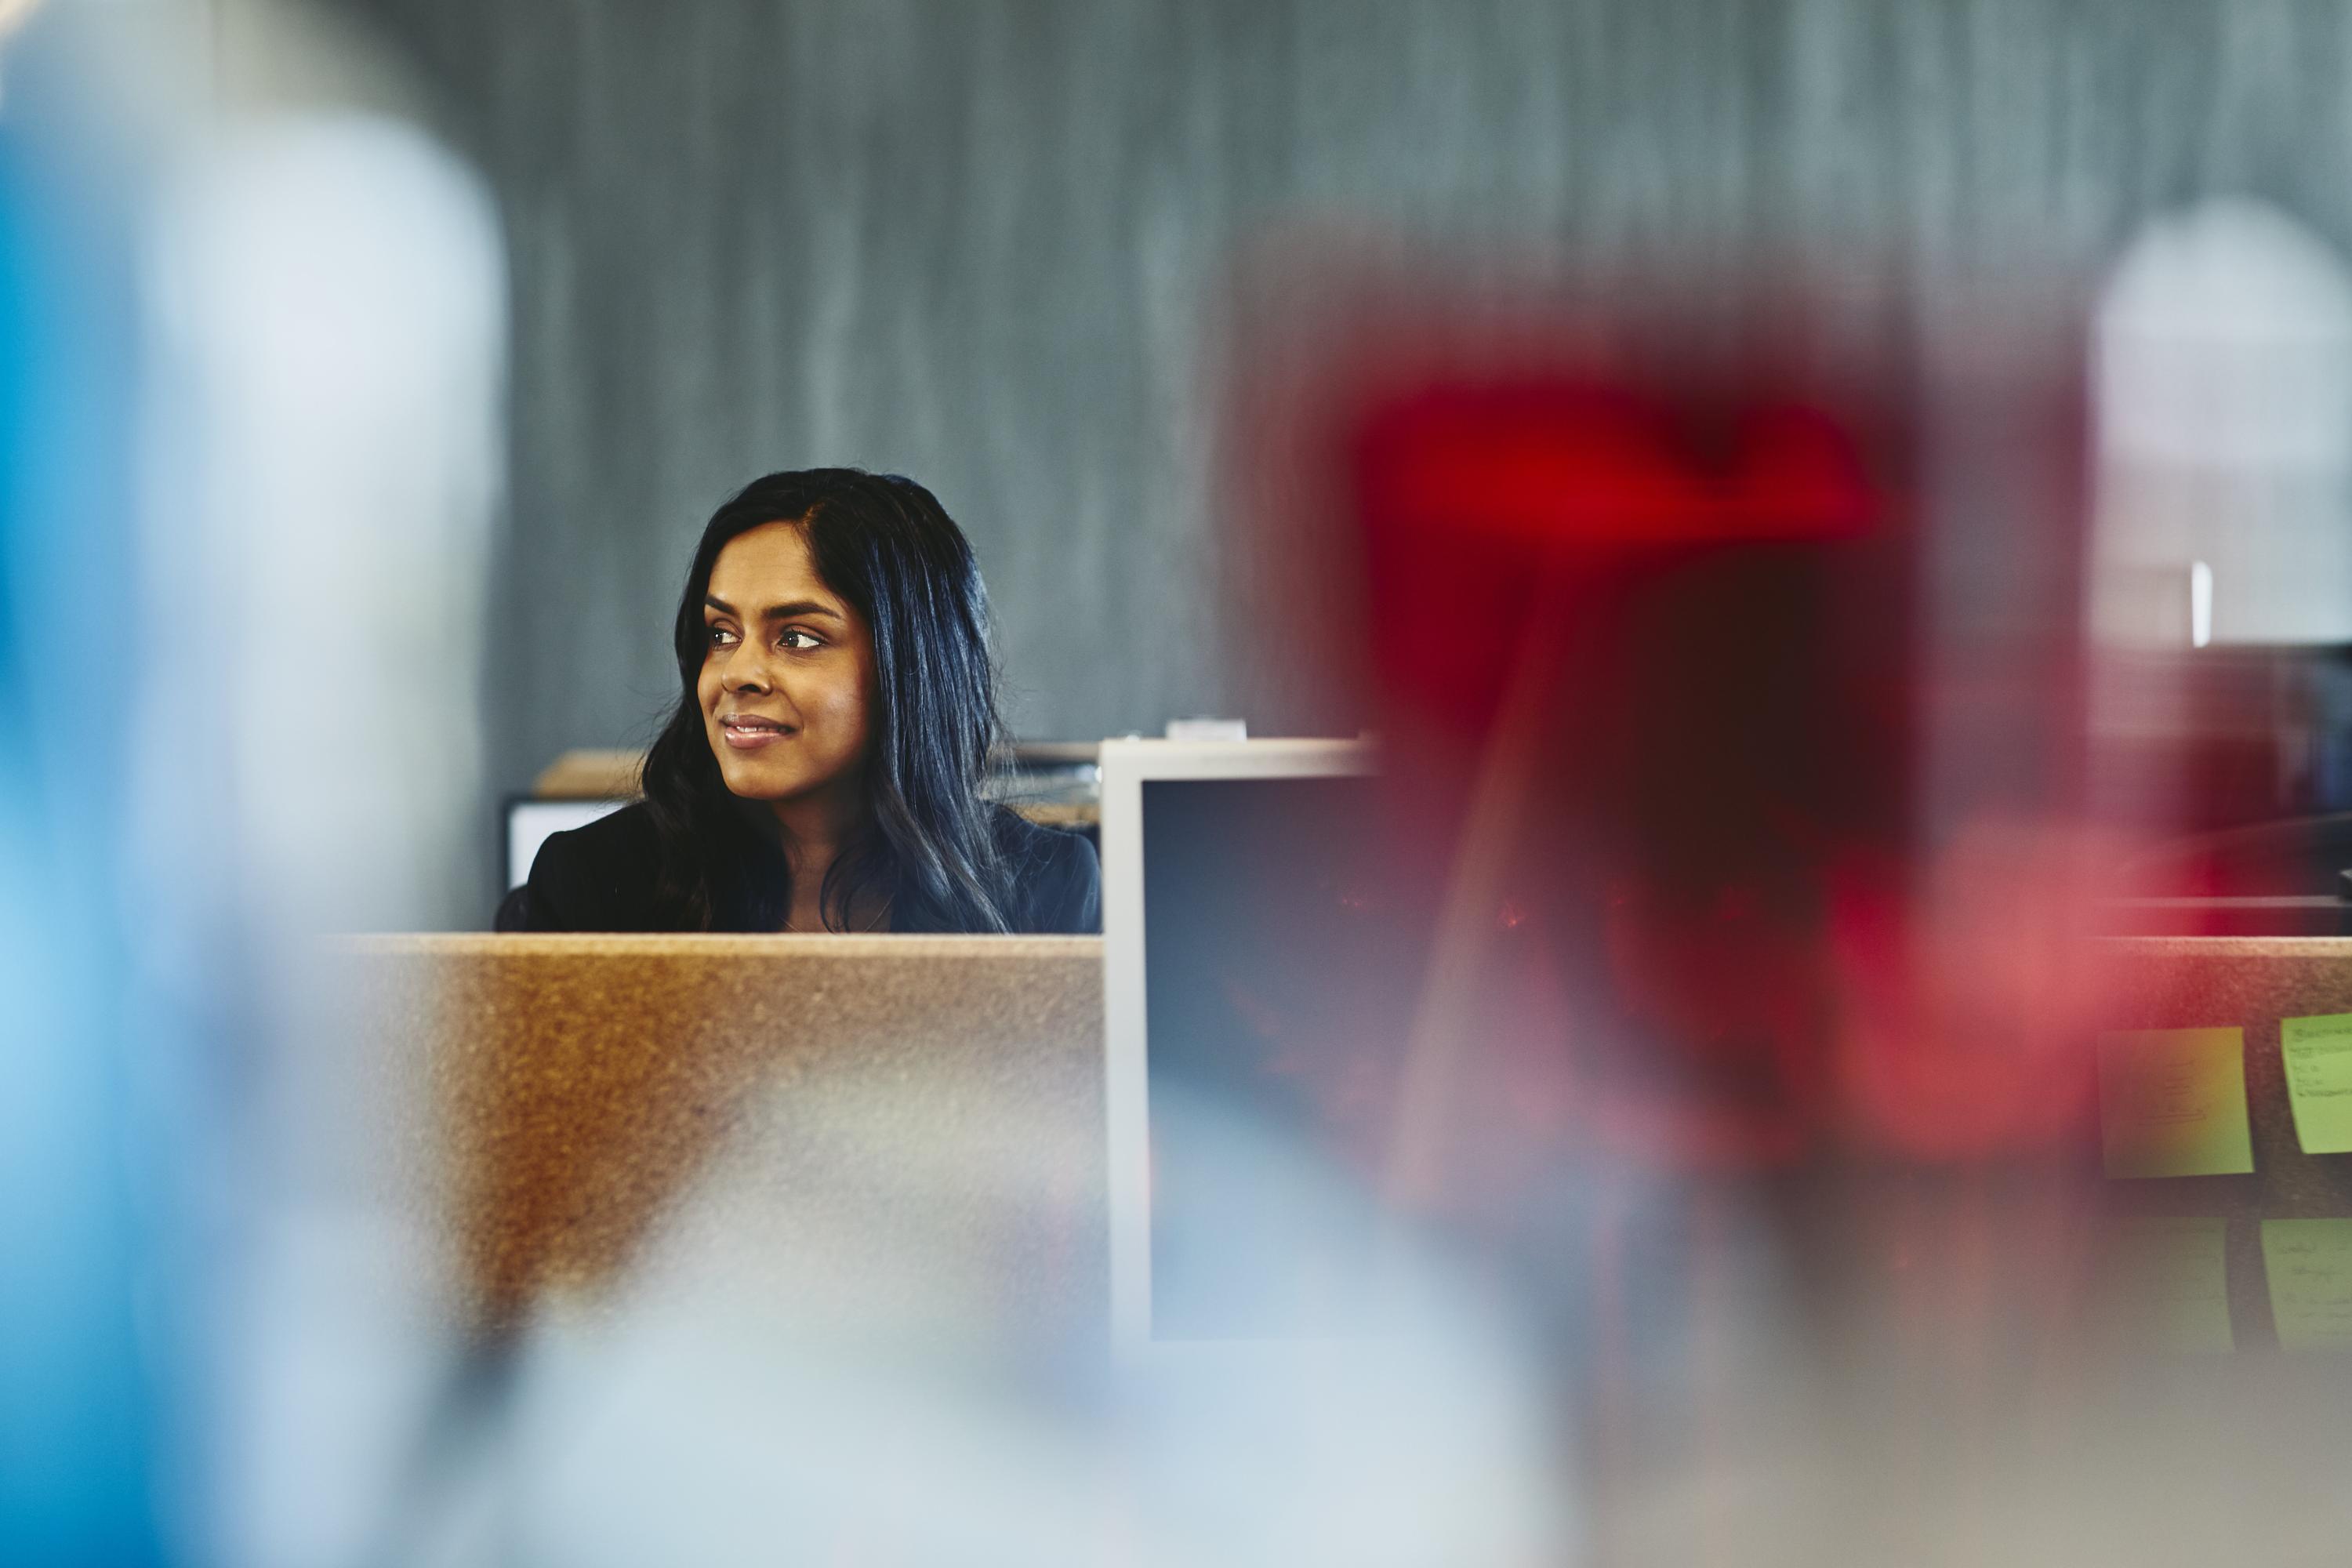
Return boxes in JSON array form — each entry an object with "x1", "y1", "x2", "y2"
[{"x1": 1228, "y1": 267, "x2": 2109, "y2": 1187}]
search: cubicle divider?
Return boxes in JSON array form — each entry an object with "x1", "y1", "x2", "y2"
[
  {"x1": 2096, "y1": 938, "x2": 2352, "y2": 1350},
  {"x1": 335, "y1": 935, "x2": 1105, "y2": 1331},
  {"x1": 328, "y1": 935, "x2": 2352, "y2": 1356}
]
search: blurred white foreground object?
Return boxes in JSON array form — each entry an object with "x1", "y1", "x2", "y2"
[
  {"x1": 140, "y1": 83, "x2": 505, "y2": 1568},
  {"x1": 144, "y1": 112, "x2": 503, "y2": 935}
]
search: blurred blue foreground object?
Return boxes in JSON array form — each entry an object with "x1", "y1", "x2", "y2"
[{"x1": 0, "y1": 45, "x2": 165, "y2": 1568}]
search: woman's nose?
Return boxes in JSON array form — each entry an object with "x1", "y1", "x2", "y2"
[{"x1": 720, "y1": 644, "x2": 771, "y2": 692}]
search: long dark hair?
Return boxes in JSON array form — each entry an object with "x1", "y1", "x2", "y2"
[{"x1": 639, "y1": 469, "x2": 1013, "y2": 931}]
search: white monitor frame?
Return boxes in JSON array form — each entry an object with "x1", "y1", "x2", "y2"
[
  {"x1": 1098, "y1": 736, "x2": 1377, "y2": 1355},
  {"x1": 504, "y1": 796, "x2": 633, "y2": 890}
]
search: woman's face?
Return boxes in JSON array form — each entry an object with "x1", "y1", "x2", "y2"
[{"x1": 696, "y1": 521, "x2": 876, "y2": 818}]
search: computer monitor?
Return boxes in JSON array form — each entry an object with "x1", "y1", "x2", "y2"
[
  {"x1": 504, "y1": 797, "x2": 632, "y2": 890},
  {"x1": 1102, "y1": 737, "x2": 1437, "y2": 1352}
]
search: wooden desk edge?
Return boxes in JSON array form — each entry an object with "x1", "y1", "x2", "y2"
[
  {"x1": 2098, "y1": 936, "x2": 2352, "y2": 958},
  {"x1": 332, "y1": 932, "x2": 1105, "y2": 958},
  {"x1": 336, "y1": 934, "x2": 2345, "y2": 958},
  {"x1": 330, "y1": 932, "x2": 2348, "y2": 967}
]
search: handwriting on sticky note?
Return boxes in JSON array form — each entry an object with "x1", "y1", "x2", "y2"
[
  {"x1": 2261, "y1": 1219, "x2": 2352, "y2": 1350},
  {"x1": 2281, "y1": 1014, "x2": 2352, "y2": 1155},
  {"x1": 2096, "y1": 1028, "x2": 2252, "y2": 1179},
  {"x1": 2096, "y1": 1217, "x2": 2233, "y2": 1353}
]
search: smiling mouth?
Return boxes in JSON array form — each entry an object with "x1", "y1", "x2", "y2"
[{"x1": 720, "y1": 716, "x2": 795, "y2": 750}]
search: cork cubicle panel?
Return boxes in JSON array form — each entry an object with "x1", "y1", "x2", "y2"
[
  {"x1": 2100, "y1": 940, "x2": 2352, "y2": 1213},
  {"x1": 337, "y1": 935, "x2": 1105, "y2": 1331},
  {"x1": 2096, "y1": 938, "x2": 2352, "y2": 1348},
  {"x1": 333, "y1": 934, "x2": 2352, "y2": 1349}
]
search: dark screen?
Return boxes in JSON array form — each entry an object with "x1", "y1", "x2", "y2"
[{"x1": 1142, "y1": 775, "x2": 1432, "y2": 1338}]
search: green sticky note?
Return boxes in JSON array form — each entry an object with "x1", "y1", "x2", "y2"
[
  {"x1": 2261, "y1": 1219, "x2": 2352, "y2": 1350},
  {"x1": 2280, "y1": 1014, "x2": 2352, "y2": 1155},
  {"x1": 2096, "y1": 1028, "x2": 2253, "y2": 1178},
  {"x1": 2096, "y1": 1217, "x2": 2234, "y2": 1353}
]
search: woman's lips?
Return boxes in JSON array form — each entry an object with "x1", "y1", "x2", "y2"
[{"x1": 720, "y1": 715, "x2": 794, "y2": 750}]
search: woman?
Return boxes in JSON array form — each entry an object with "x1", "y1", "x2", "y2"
[{"x1": 505, "y1": 469, "x2": 1098, "y2": 933}]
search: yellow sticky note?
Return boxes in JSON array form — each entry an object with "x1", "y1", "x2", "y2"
[
  {"x1": 2261, "y1": 1219, "x2": 2352, "y2": 1350},
  {"x1": 2096, "y1": 1217, "x2": 2233, "y2": 1353},
  {"x1": 2280, "y1": 1014, "x2": 2352, "y2": 1155},
  {"x1": 2096, "y1": 1028, "x2": 2252, "y2": 1178}
]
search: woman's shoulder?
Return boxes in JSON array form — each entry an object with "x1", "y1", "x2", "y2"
[
  {"x1": 507, "y1": 800, "x2": 665, "y2": 931},
  {"x1": 987, "y1": 802, "x2": 1094, "y2": 873},
  {"x1": 989, "y1": 804, "x2": 1101, "y2": 935}
]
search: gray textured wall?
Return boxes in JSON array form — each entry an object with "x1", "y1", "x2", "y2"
[{"x1": 336, "y1": 0, "x2": 2352, "y2": 801}]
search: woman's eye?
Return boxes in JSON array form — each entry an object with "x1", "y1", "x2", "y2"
[
  {"x1": 779, "y1": 628, "x2": 823, "y2": 651},
  {"x1": 706, "y1": 625, "x2": 738, "y2": 648}
]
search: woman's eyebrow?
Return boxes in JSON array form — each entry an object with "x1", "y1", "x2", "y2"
[
  {"x1": 754, "y1": 599, "x2": 844, "y2": 622},
  {"x1": 703, "y1": 592, "x2": 843, "y2": 622}
]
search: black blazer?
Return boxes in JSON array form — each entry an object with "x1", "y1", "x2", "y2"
[{"x1": 500, "y1": 800, "x2": 1099, "y2": 934}]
